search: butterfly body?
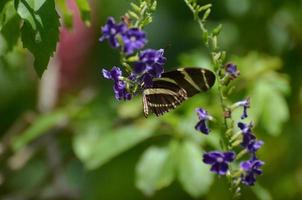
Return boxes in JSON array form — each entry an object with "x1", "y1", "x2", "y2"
[{"x1": 143, "y1": 67, "x2": 216, "y2": 117}]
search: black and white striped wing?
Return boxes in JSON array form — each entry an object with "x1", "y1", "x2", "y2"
[{"x1": 143, "y1": 67, "x2": 216, "y2": 117}]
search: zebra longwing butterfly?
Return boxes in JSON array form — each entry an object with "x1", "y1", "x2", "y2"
[{"x1": 143, "y1": 67, "x2": 216, "y2": 117}]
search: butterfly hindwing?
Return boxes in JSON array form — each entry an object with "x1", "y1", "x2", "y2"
[{"x1": 143, "y1": 67, "x2": 215, "y2": 117}]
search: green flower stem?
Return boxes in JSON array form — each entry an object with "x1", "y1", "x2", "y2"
[
  {"x1": 231, "y1": 131, "x2": 242, "y2": 142},
  {"x1": 236, "y1": 149, "x2": 248, "y2": 160},
  {"x1": 183, "y1": 0, "x2": 235, "y2": 151}
]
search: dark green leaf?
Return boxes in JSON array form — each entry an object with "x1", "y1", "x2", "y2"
[
  {"x1": 15, "y1": 0, "x2": 60, "y2": 77},
  {"x1": 0, "y1": 1, "x2": 20, "y2": 55}
]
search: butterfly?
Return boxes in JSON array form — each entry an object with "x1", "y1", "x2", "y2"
[{"x1": 142, "y1": 67, "x2": 216, "y2": 117}]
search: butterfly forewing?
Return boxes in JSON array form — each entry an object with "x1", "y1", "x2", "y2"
[{"x1": 143, "y1": 67, "x2": 215, "y2": 117}]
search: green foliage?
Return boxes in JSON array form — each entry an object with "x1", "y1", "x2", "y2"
[
  {"x1": 177, "y1": 140, "x2": 213, "y2": 197},
  {"x1": 233, "y1": 52, "x2": 290, "y2": 136},
  {"x1": 135, "y1": 141, "x2": 177, "y2": 196},
  {"x1": 75, "y1": 0, "x2": 91, "y2": 26},
  {"x1": 73, "y1": 118, "x2": 159, "y2": 169},
  {"x1": 56, "y1": 0, "x2": 73, "y2": 28},
  {"x1": 0, "y1": 1, "x2": 20, "y2": 55},
  {"x1": 127, "y1": 0, "x2": 157, "y2": 28},
  {"x1": 0, "y1": 0, "x2": 91, "y2": 77},
  {"x1": 11, "y1": 110, "x2": 68, "y2": 151},
  {"x1": 15, "y1": 0, "x2": 60, "y2": 77}
]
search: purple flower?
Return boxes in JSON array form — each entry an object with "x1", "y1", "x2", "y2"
[
  {"x1": 238, "y1": 122, "x2": 263, "y2": 153},
  {"x1": 240, "y1": 158, "x2": 264, "y2": 186},
  {"x1": 246, "y1": 139, "x2": 264, "y2": 153},
  {"x1": 102, "y1": 66, "x2": 122, "y2": 81},
  {"x1": 237, "y1": 122, "x2": 253, "y2": 135},
  {"x1": 99, "y1": 17, "x2": 127, "y2": 48},
  {"x1": 225, "y1": 63, "x2": 240, "y2": 79},
  {"x1": 122, "y1": 28, "x2": 147, "y2": 55},
  {"x1": 234, "y1": 98, "x2": 250, "y2": 119},
  {"x1": 203, "y1": 151, "x2": 236, "y2": 175},
  {"x1": 133, "y1": 49, "x2": 166, "y2": 88},
  {"x1": 195, "y1": 108, "x2": 213, "y2": 134},
  {"x1": 102, "y1": 67, "x2": 132, "y2": 100},
  {"x1": 113, "y1": 81, "x2": 132, "y2": 100}
]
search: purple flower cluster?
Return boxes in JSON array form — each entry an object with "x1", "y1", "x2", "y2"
[
  {"x1": 133, "y1": 49, "x2": 166, "y2": 88},
  {"x1": 100, "y1": 17, "x2": 147, "y2": 55},
  {"x1": 196, "y1": 63, "x2": 264, "y2": 187},
  {"x1": 195, "y1": 108, "x2": 235, "y2": 175},
  {"x1": 100, "y1": 17, "x2": 166, "y2": 100},
  {"x1": 102, "y1": 67, "x2": 132, "y2": 100},
  {"x1": 237, "y1": 121, "x2": 264, "y2": 185}
]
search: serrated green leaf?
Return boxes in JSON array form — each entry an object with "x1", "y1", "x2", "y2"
[
  {"x1": 73, "y1": 119, "x2": 159, "y2": 169},
  {"x1": 0, "y1": 1, "x2": 20, "y2": 55},
  {"x1": 135, "y1": 140, "x2": 178, "y2": 196},
  {"x1": 177, "y1": 140, "x2": 213, "y2": 198},
  {"x1": 15, "y1": 0, "x2": 60, "y2": 77},
  {"x1": 75, "y1": 0, "x2": 91, "y2": 26}
]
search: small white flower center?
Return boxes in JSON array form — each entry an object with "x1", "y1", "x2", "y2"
[
  {"x1": 130, "y1": 36, "x2": 136, "y2": 42},
  {"x1": 216, "y1": 157, "x2": 224, "y2": 163},
  {"x1": 110, "y1": 28, "x2": 116, "y2": 35}
]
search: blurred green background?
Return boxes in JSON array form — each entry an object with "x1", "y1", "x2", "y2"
[{"x1": 1, "y1": 0, "x2": 302, "y2": 199}]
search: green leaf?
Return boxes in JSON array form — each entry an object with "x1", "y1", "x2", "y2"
[
  {"x1": 252, "y1": 184, "x2": 273, "y2": 200},
  {"x1": 0, "y1": 0, "x2": 10, "y2": 14},
  {"x1": 11, "y1": 111, "x2": 68, "y2": 151},
  {"x1": 73, "y1": 119, "x2": 159, "y2": 169},
  {"x1": 15, "y1": 0, "x2": 60, "y2": 77},
  {"x1": 56, "y1": 0, "x2": 73, "y2": 28},
  {"x1": 250, "y1": 78, "x2": 289, "y2": 136},
  {"x1": 135, "y1": 140, "x2": 178, "y2": 196},
  {"x1": 26, "y1": 0, "x2": 47, "y2": 11},
  {"x1": 0, "y1": 1, "x2": 20, "y2": 55},
  {"x1": 75, "y1": 0, "x2": 91, "y2": 26},
  {"x1": 177, "y1": 140, "x2": 213, "y2": 198}
]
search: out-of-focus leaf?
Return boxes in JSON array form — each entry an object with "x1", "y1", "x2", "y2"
[
  {"x1": 15, "y1": 0, "x2": 60, "y2": 77},
  {"x1": 73, "y1": 118, "x2": 159, "y2": 169},
  {"x1": 0, "y1": 0, "x2": 10, "y2": 14},
  {"x1": 177, "y1": 140, "x2": 213, "y2": 198},
  {"x1": 179, "y1": 50, "x2": 212, "y2": 70},
  {"x1": 252, "y1": 184, "x2": 273, "y2": 200},
  {"x1": 0, "y1": 1, "x2": 20, "y2": 55},
  {"x1": 75, "y1": 0, "x2": 91, "y2": 26},
  {"x1": 12, "y1": 111, "x2": 68, "y2": 151},
  {"x1": 233, "y1": 52, "x2": 282, "y2": 80},
  {"x1": 135, "y1": 140, "x2": 178, "y2": 196},
  {"x1": 232, "y1": 52, "x2": 290, "y2": 136},
  {"x1": 117, "y1": 97, "x2": 142, "y2": 118},
  {"x1": 250, "y1": 78, "x2": 289, "y2": 136}
]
